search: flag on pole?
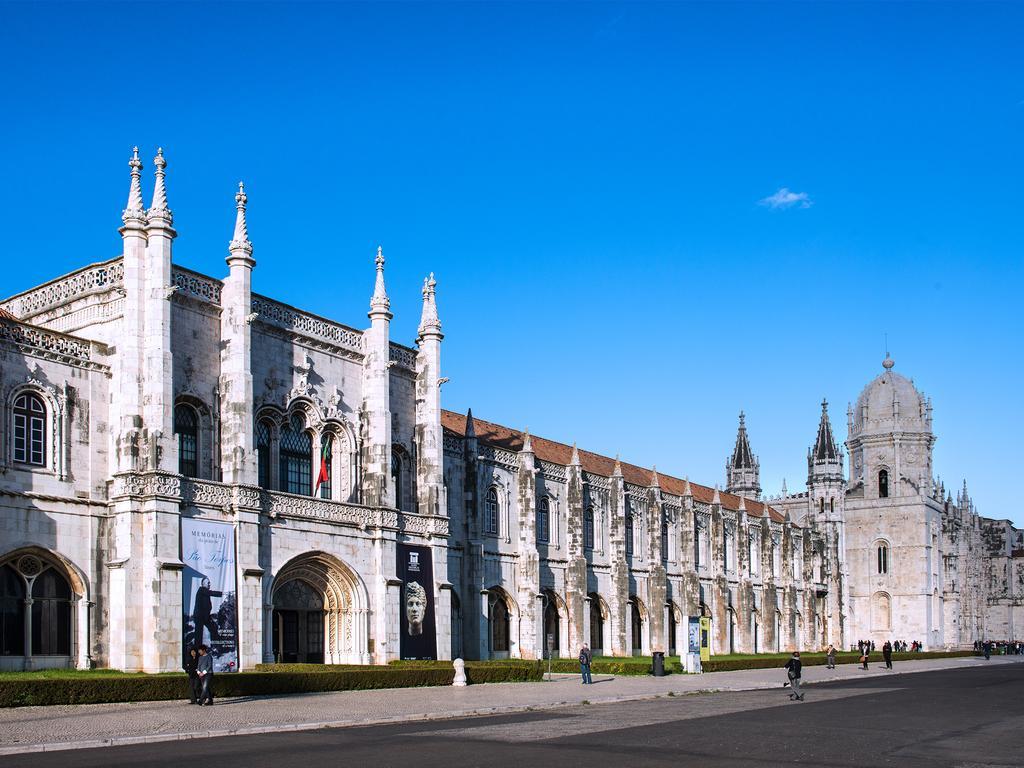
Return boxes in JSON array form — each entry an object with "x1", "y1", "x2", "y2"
[{"x1": 315, "y1": 441, "x2": 330, "y2": 493}]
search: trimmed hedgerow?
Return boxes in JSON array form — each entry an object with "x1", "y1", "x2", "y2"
[{"x1": 0, "y1": 662, "x2": 544, "y2": 707}]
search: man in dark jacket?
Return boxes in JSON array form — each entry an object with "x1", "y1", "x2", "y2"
[
  {"x1": 882, "y1": 640, "x2": 893, "y2": 670},
  {"x1": 183, "y1": 646, "x2": 200, "y2": 704},
  {"x1": 784, "y1": 651, "x2": 804, "y2": 701},
  {"x1": 196, "y1": 644, "x2": 215, "y2": 705}
]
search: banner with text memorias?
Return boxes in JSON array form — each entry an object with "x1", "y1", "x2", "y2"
[
  {"x1": 397, "y1": 544, "x2": 437, "y2": 660},
  {"x1": 181, "y1": 518, "x2": 238, "y2": 672}
]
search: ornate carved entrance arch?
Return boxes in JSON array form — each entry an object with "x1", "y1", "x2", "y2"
[{"x1": 270, "y1": 552, "x2": 369, "y2": 664}]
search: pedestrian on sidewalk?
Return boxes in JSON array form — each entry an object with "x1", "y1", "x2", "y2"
[
  {"x1": 197, "y1": 644, "x2": 215, "y2": 705},
  {"x1": 860, "y1": 647, "x2": 870, "y2": 670},
  {"x1": 882, "y1": 641, "x2": 893, "y2": 670},
  {"x1": 784, "y1": 651, "x2": 804, "y2": 701},
  {"x1": 183, "y1": 646, "x2": 200, "y2": 704},
  {"x1": 983, "y1": 640, "x2": 992, "y2": 660},
  {"x1": 825, "y1": 644, "x2": 836, "y2": 669},
  {"x1": 579, "y1": 643, "x2": 593, "y2": 684}
]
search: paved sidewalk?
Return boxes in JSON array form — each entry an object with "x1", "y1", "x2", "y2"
[{"x1": 1, "y1": 655, "x2": 1020, "y2": 755}]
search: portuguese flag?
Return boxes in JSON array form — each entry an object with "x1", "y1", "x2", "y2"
[{"x1": 315, "y1": 441, "x2": 330, "y2": 493}]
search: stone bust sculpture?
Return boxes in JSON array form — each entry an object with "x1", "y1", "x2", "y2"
[{"x1": 405, "y1": 581, "x2": 427, "y2": 636}]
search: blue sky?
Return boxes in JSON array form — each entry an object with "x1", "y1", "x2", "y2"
[{"x1": 1, "y1": 2, "x2": 1020, "y2": 523}]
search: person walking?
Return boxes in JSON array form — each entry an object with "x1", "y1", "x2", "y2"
[
  {"x1": 882, "y1": 640, "x2": 893, "y2": 670},
  {"x1": 983, "y1": 640, "x2": 992, "y2": 660},
  {"x1": 183, "y1": 646, "x2": 200, "y2": 704},
  {"x1": 579, "y1": 643, "x2": 593, "y2": 684},
  {"x1": 196, "y1": 644, "x2": 215, "y2": 705},
  {"x1": 784, "y1": 651, "x2": 804, "y2": 701},
  {"x1": 825, "y1": 644, "x2": 836, "y2": 669},
  {"x1": 860, "y1": 646, "x2": 870, "y2": 670}
]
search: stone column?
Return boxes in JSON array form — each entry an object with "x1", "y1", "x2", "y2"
[
  {"x1": 220, "y1": 183, "x2": 257, "y2": 485},
  {"x1": 647, "y1": 473, "x2": 667, "y2": 653},
  {"x1": 515, "y1": 432, "x2": 540, "y2": 659},
  {"x1": 361, "y1": 248, "x2": 393, "y2": 508},
  {"x1": 565, "y1": 445, "x2": 588, "y2": 657},
  {"x1": 608, "y1": 459, "x2": 628, "y2": 656}
]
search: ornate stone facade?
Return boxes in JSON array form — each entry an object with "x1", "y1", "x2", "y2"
[{"x1": 0, "y1": 150, "x2": 1016, "y2": 673}]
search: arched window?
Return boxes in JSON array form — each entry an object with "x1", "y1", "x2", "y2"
[
  {"x1": 588, "y1": 593, "x2": 604, "y2": 651},
  {"x1": 174, "y1": 404, "x2": 199, "y2": 478},
  {"x1": 256, "y1": 420, "x2": 272, "y2": 489},
  {"x1": 279, "y1": 415, "x2": 312, "y2": 495},
  {"x1": 537, "y1": 498, "x2": 550, "y2": 543},
  {"x1": 872, "y1": 591, "x2": 891, "y2": 631},
  {"x1": 625, "y1": 512, "x2": 634, "y2": 556},
  {"x1": 31, "y1": 568, "x2": 71, "y2": 656},
  {"x1": 693, "y1": 515, "x2": 702, "y2": 567},
  {"x1": 661, "y1": 520, "x2": 669, "y2": 562},
  {"x1": 877, "y1": 543, "x2": 889, "y2": 574},
  {"x1": 543, "y1": 595, "x2": 559, "y2": 659},
  {"x1": 484, "y1": 488, "x2": 499, "y2": 536},
  {"x1": 878, "y1": 469, "x2": 889, "y2": 498},
  {"x1": 584, "y1": 506, "x2": 595, "y2": 550},
  {"x1": 0, "y1": 564, "x2": 25, "y2": 656},
  {"x1": 489, "y1": 593, "x2": 510, "y2": 654},
  {"x1": 318, "y1": 434, "x2": 333, "y2": 500},
  {"x1": 13, "y1": 392, "x2": 46, "y2": 467},
  {"x1": 391, "y1": 451, "x2": 402, "y2": 510},
  {"x1": 630, "y1": 600, "x2": 643, "y2": 652}
]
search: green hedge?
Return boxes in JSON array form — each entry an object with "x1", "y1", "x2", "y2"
[{"x1": 700, "y1": 650, "x2": 978, "y2": 673}]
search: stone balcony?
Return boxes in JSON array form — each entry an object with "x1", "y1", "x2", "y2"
[{"x1": 109, "y1": 471, "x2": 449, "y2": 539}]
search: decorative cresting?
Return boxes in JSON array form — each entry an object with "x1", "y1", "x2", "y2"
[
  {"x1": 172, "y1": 267, "x2": 223, "y2": 305},
  {"x1": 272, "y1": 552, "x2": 370, "y2": 664},
  {"x1": 251, "y1": 294, "x2": 363, "y2": 354},
  {"x1": 388, "y1": 343, "x2": 417, "y2": 371},
  {"x1": 0, "y1": 258, "x2": 125, "y2": 320},
  {"x1": 0, "y1": 318, "x2": 99, "y2": 368}
]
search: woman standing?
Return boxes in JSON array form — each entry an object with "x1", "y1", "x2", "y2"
[{"x1": 183, "y1": 647, "x2": 200, "y2": 705}]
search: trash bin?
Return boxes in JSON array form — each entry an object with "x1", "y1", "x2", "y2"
[{"x1": 652, "y1": 651, "x2": 665, "y2": 677}]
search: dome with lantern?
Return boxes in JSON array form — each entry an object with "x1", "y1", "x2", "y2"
[{"x1": 851, "y1": 355, "x2": 932, "y2": 439}]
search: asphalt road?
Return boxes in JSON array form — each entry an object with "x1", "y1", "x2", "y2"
[{"x1": 8, "y1": 665, "x2": 1023, "y2": 767}]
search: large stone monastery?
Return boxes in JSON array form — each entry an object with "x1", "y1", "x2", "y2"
[{"x1": 0, "y1": 150, "x2": 1020, "y2": 671}]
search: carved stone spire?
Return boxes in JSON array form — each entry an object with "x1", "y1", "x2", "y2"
[
  {"x1": 521, "y1": 428, "x2": 533, "y2": 453},
  {"x1": 228, "y1": 182, "x2": 253, "y2": 258},
  {"x1": 369, "y1": 246, "x2": 391, "y2": 318},
  {"x1": 612, "y1": 454, "x2": 623, "y2": 478},
  {"x1": 712, "y1": 485, "x2": 722, "y2": 506},
  {"x1": 726, "y1": 410, "x2": 761, "y2": 499},
  {"x1": 147, "y1": 148, "x2": 172, "y2": 224},
  {"x1": 737, "y1": 494, "x2": 747, "y2": 512},
  {"x1": 650, "y1": 465, "x2": 660, "y2": 488},
  {"x1": 682, "y1": 477, "x2": 693, "y2": 498},
  {"x1": 121, "y1": 146, "x2": 146, "y2": 228},
  {"x1": 570, "y1": 442, "x2": 581, "y2": 466},
  {"x1": 417, "y1": 272, "x2": 442, "y2": 339},
  {"x1": 465, "y1": 407, "x2": 476, "y2": 439}
]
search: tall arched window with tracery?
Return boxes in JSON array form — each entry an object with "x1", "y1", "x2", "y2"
[
  {"x1": 279, "y1": 415, "x2": 312, "y2": 495},
  {"x1": 256, "y1": 419, "x2": 272, "y2": 489},
  {"x1": 173, "y1": 404, "x2": 199, "y2": 478},
  {"x1": 625, "y1": 512, "x2": 634, "y2": 556},
  {"x1": 484, "y1": 488, "x2": 499, "y2": 536},
  {"x1": 537, "y1": 498, "x2": 550, "y2": 543},
  {"x1": 877, "y1": 543, "x2": 889, "y2": 574},
  {"x1": 584, "y1": 506, "x2": 595, "y2": 550},
  {"x1": 391, "y1": 451, "x2": 402, "y2": 510},
  {"x1": 318, "y1": 434, "x2": 333, "y2": 500},
  {"x1": 12, "y1": 392, "x2": 46, "y2": 467},
  {"x1": 661, "y1": 519, "x2": 669, "y2": 562},
  {"x1": 878, "y1": 469, "x2": 889, "y2": 498}
]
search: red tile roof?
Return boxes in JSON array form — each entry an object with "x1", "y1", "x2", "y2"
[
  {"x1": 0, "y1": 307, "x2": 18, "y2": 321},
  {"x1": 441, "y1": 409, "x2": 788, "y2": 524}
]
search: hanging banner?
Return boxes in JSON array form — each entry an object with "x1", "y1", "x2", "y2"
[
  {"x1": 699, "y1": 616, "x2": 712, "y2": 662},
  {"x1": 182, "y1": 518, "x2": 239, "y2": 672},
  {"x1": 688, "y1": 617, "x2": 701, "y2": 654},
  {"x1": 397, "y1": 544, "x2": 437, "y2": 660}
]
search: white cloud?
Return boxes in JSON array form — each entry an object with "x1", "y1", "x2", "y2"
[{"x1": 759, "y1": 187, "x2": 813, "y2": 210}]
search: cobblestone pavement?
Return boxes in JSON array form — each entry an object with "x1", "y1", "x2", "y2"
[{"x1": 1, "y1": 655, "x2": 1020, "y2": 755}]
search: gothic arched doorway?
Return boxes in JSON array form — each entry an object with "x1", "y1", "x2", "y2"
[
  {"x1": 272, "y1": 579, "x2": 324, "y2": 663},
  {"x1": 588, "y1": 592, "x2": 605, "y2": 654},
  {"x1": 488, "y1": 589, "x2": 512, "y2": 659},
  {"x1": 542, "y1": 593, "x2": 560, "y2": 659},
  {"x1": 630, "y1": 598, "x2": 644, "y2": 655},
  {"x1": 270, "y1": 552, "x2": 369, "y2": 664}
]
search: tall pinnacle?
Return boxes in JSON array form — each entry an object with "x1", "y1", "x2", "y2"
[
  {"x1": 570, "y1": 442, "x2": 581, "y2": 466},
  {"x1": 812, "y1": 399, "x2": 839, "y2": 462},
  {"x1": 121, "y1": 146, "x2": 146, "y2": 226},
  {"x1": 417, "y1": 272, "x2": 442, "y2": 338},
  {"x1": 465, "y1": 407, "x2": 476, "y2": 439},
  {"x1": 228, "y1": 182, "x2": 253, "y2": 257},
  {"x1": 612, "y1": 454, "x2": 623, "y2": 478},
  {"x1": 521, "y1": 428, "x2": 533, "y2": 453},
  {"x1": 650, "y1": 465, "x2": 660, "y2": 488},
  {"x1": 730, "y1": 410, "x2": 755, "y2": 469},
  {"x1": 147, "y1": 147, "x2": 172, "y2": 223},
  {"x1": 369, "y1": 245, "x2": 391, "y2": 317}
]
